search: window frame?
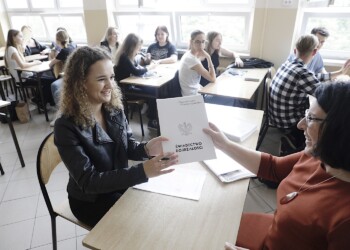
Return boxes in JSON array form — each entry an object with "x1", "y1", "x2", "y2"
[
  {"x1": 4, "y1": 0, "x2": 86, "y2": 43},
  {"x1": 299, "y1": 7, "x2": 350, "y2": 60},
  {"x1": 113, "y1": 0, "x2": 255, "y2": 53}
]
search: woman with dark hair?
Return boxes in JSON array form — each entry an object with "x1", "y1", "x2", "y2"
[
  {"x1": 54, "y1": 47, "x2": 178, "y2": 227},
  {"x1": 100, "y1": 27, "x2": 120, "y2": 59},
  {"x1": 200, "y1": 31, "x2": 243, "y2": 87},
  {"x1": 204, "y1": 81, "x2": 350, "y2": 249},
  {"x1": 146, "y1": 25, "x2": 177, "y2": 64},
  {"x1": 178, "y1": 30, "x2": 216, "y2": 96},
  {"x1": 114, "y1": 33, "x2": 159, "y2": 130}
]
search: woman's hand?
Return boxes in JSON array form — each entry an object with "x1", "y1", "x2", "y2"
[
  {"x1": 143, "y1": 153, "x2": 178, "y2": 178},
  {"x1": 203, "y1": 122, "x2": 230, "y2": 151},
  {"x1": 235, "y1": 57, "x2": 244, "y2": 67},
  {"x1": 224, "y1": 242, "x2": 249, "y2": 250}
]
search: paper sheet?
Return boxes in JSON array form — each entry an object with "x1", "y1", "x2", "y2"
[
  {"x1": 133, "y1": 167, "x2": 206, "y2": 201},
  {"x1": 157, "y1": 95, "x2": 216, "y2": 164}
]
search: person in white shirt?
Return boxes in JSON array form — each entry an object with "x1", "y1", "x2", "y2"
[
  {"x1": 4, "y1": 29, "x2": 41, "y2": 83},
  {"x1": 179, "y1": 30, "x2": 216, "y2": 96}
]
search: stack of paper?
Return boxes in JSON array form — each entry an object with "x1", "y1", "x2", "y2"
[
  {"x1": 203, "y1": 149, "x2": 256, "y2": 183},
  {"x1": 206, "y1": 105, "x2": 257, "y2": 142}
]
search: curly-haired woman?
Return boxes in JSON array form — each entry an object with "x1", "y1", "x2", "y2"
[{"x1": 54, "y1": 46, "x2": 178, "y2": 227}]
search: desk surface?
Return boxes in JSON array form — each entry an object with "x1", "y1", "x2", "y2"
[
  {"x1": 83, "y1": 104, "x2": 263, "y2": 250},
  {"x1": 16, "y1": 61, "x2": 51, "y2": 73},
  {"x1": 199, "y1": 68, "x2": 269, "y2": 100},
  {"x1": 120, "y1": 63, "x2": 178, "y2": 88}
]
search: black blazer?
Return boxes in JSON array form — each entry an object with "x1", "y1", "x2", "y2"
[{"x1": 54, "y1": 107, "x2": 148, "y2": 202}]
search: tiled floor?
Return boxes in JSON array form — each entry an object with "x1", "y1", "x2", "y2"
[{"x1": 0, "y1": 101, "x2": 281, "y2": 250}]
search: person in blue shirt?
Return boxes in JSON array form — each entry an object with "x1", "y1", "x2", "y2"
[{"x1": 288, "y1": 27, "x2": 349, "y2": 81}]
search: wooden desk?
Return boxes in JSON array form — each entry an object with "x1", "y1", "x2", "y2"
[
  {"x1": 199, "y1": 68, "x2": 269, "y2": 105},
  {"x1": 0, "y1": 60, "x2": 4, "y2": 68},
  {"x1": 0, "y1": 100, "x2": 25, "y2": 175},
  {"x1": 16, "y1": 61, "x2": 52, "y2": 121},
  {"x1": 120, "y1": 63, "x2": 178, "y2": 135},
  {"x1": 83, "y1": 104, "x2": 263, "y2": 250},
  {"x1": 120, "y1": 63, "x2": 178, "y2": 88}
]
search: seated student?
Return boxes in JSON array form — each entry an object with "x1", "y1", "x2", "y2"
[
  {"x1": 49, "y1": 27, "x2": 77, "y2": 60},
  {"x1": 49, "y1": 30, "x2": 77, "y2": 126},
  {"x1": 200, "y1": 31, "x2": 243, "y2": 87},
  {"x1": 5, "y1": 29, "x2": 54, "y2": 106},
  {"x1": 54, "y1": 46, "x2": 178, "y2": 227},
  {"x1": 288, "y1": 27, "x2": 349, "y2": 81},
  {"x1": 21, "y1": 25, "x2": 50, "y2": 56},
  {"x1": 100, "y1": 26, "x2": 120, "y2": 59},
  {"x1": 205, "y1": 81, "x2": 350, "y2": 250},
  {"x1": 179, "y1": 30, "x2": 216, "y2": 96},
  {"x1": 146, "y1": 26, "x2": 177, "y2": 64},
  {"x1": 4, "y1": 29, "x2": 42, "y2": 82},
  {"x1": 114, "y1": 33, "x2": 158, "y2": 130},
  {"x1": 270, "y1": 34, "x2": 350, "y2": 150}
]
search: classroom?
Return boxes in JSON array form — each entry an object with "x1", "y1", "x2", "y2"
[{"x1": 0, "y1": 0, "x2": 350, "y2": 249}]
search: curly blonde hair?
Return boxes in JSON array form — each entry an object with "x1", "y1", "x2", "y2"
[{"x1": 60, "y1": 46, "x2": 123, "y2": 128}]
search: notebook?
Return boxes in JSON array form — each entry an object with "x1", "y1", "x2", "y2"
[{"x1": 203, "y1": 149, "x2": 256, "y2": 183}]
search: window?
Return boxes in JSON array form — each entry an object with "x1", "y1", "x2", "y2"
[
  {"x1": 4, "y1": 0, "x2": 86, "y2": 43},
  {"x1": 114, "y1": 0, "x2": 254, "y2": 53},
  {"x1": 299, "y1": 0, "x2": 350, "y2": 60}
]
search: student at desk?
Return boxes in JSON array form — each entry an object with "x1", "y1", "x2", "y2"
[
  {"x1": 100, "y1": 26, "x2": 120, "y2": 60},
  {"x1": 49, "y1": 29, "x2": 76, "y2": 126},
  {"x1": 54, "y1": 47, "x2": 178, "y2": 227},
  {"x1": 114, "y1": 33, "x2": 158, "y2": 130},
  {"x1": 4, "y1": 29, "x2": 42, "y2": 82},
  {"x1": 21, "y1": 25, "x2": 50, "y2": 56},
  {"x1": 179, "y1": 30, "x2": 216, "y2": 96},
  {"x1": 146, "y1": 25, "x2": 177, "y2": 65},
  {"x1": 287, "y1": 27, "x2": 350, "y2": 81},
  {"x1": 5, "y1": 29, "x2": 55, "y2": 106},
  {"x1": 200, "y1": 31, "x2": 243, "y2": 87},
  {"x1": 270, "y1": 34, "x2": 350, "y2": 153},
  {"x1": 204, "y1": 82, "x2": 350, "y2": 250}
]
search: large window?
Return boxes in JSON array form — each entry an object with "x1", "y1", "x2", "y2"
[
  {"x1": 299, "y1": 0, "x2": 350, "y2": 60},
  {"x1": 114, "y1": 0, "x2": 254, "y2": 53},
  {"x1": 5, "y1": 0, "x2": 86, "y2": 43}
]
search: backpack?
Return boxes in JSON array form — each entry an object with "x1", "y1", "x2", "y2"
[{"x1": 228, "y1": 57, "x2": 274, "y2": 69}]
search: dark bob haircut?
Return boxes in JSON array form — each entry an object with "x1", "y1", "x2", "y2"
[{"x1": 313, "y1": 81, "x2": 350, "y2": 171}]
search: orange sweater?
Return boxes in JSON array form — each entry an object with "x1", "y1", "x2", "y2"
[{"x1": 240, "y1": 152, "x2": 350, "y2": 250}]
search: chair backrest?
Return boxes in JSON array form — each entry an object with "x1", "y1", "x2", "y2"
[
  {"x1": 167, "y1": 71, "x2": 182, "y2": 98},
  {"x1": 37, "y1": 132, "x2": 62, "y2": 185},
  {"x1": 37, "y1": 132, "x2": 62, "y2": 214}
]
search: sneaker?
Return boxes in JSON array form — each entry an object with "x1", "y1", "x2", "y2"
[
  {"x1": 280, "y1": 135, "x2": 297, "y2": 156},
  {"x1": 50, "y1": 111, "x2": 61, "y2": 127},
  {"x1": 141, "y1": 103, "x2": 148, "y2": 115},
  {"x1": 147, "y1": 119, "x2": 158, "y2": 130}
]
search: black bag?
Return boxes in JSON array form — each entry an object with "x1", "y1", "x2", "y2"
[
  {"x1": 229, "y1": 57, "x2": 274, "y2": 69},
  {"x1": 0, "y1": 101, "x2": 19, "y2": 123}
]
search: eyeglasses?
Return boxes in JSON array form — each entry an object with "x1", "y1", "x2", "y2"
[
  {"x1": 194, "y1": 40, "x2": 206, "y2": 45},
  {"x1": 304, "y1": 109, "x2": 325, "y2": 126}
]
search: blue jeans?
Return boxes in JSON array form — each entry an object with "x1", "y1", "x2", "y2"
[{"x1": 51, "y1": 78, "x2": 63, "y2": 107}]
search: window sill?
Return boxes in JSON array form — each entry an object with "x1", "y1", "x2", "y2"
[{"x1": 323, "y1": 58, "x2": 346, "y2": 68}]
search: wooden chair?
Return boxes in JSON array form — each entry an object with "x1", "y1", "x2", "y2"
[{"x1": 36, "y1": 132, "x2": 91, "y2": 250}]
